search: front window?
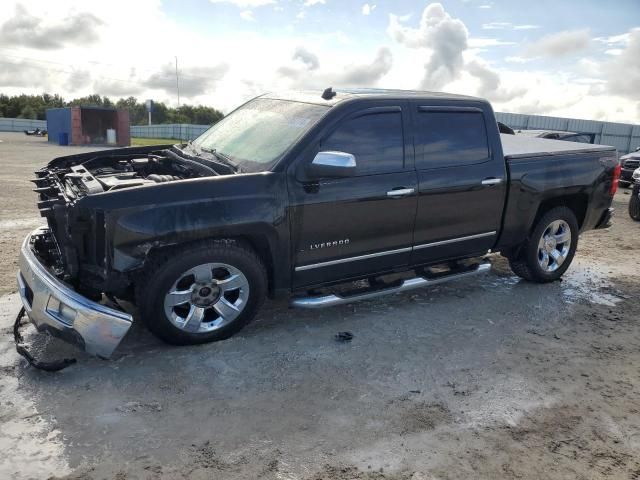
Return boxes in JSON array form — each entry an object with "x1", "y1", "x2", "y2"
[{"x1": 192, "y1": 98, "x2": 328, "y2": 172}]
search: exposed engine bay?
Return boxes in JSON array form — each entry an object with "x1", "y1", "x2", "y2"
[{"x1": 48, "y1": 148, "x2": 221, "y2": 199}]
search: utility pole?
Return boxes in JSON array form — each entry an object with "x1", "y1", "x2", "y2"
[{"x1": 175, "y1": 56, "x2": 180, "y2": 109}]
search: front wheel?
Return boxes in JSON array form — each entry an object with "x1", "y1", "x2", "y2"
[
  {"x1": 509, "y1": 206, "x2": 579, "y2": 283},
  {"x1": 136, "y1": 240, "x2": 267, "y2": 345}
]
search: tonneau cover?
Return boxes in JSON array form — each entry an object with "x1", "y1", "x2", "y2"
[{"x1": 501, "y1": 133, "x2": 616, "y2": 160}]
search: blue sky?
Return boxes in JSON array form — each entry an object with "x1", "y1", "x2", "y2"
[{"x1": 1, "y1": 0, "x2": 639, "y2": 121}]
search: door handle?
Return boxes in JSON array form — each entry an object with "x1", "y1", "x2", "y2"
[
  {"x1": 386, "y1": 187, "x2": 415, "y2": 197},
  {"x1": 481, "y1": 178, "x2": 502, "y2": 186}
]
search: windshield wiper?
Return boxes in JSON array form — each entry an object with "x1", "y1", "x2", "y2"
[{"x1": 200, "y1": 147, "x2": 239, "y2": 173}]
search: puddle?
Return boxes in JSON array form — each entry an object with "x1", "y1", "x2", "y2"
[
  {"x1": 561, "y1": 260, "x2": 625, "y2": 307},
  {"x1": 0, "y1": 293, "x2": 71, "y2": 479}
]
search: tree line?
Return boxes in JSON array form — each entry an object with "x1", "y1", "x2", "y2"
[{"x1": 0, "y1": 93, "x2": 224, "y2": 125}]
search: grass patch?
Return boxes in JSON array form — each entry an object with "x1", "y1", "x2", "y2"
[{"x1": 131, "y1": 137, "x2": 180, "y2": 146}]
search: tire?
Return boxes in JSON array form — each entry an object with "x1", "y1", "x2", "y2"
[
  {"x1": 619, "y1": 181, "x2": 630, "y2": 189},
  {"x1": 508, "y1": 206, "x2": 579, "y2": 283},
  {"x1": 136, "y1": 240, "x2": 267, "y2": 345},
  {"x1": 630, "y1": 186, "x2": 640, "y2": 221}
]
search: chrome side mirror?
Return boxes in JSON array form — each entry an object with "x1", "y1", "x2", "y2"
[{"x1": 307, "y1": 151, "x2": 357, "y2": 178}]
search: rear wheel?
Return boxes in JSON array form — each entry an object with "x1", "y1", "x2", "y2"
[
  {"x1": 509, "y1": 206, "x2": 579, "y2": 283},
  {"x1": 136, "y1": 240, "x2": 267, "y2": 345}
]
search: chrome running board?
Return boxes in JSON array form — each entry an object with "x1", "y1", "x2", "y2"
[{"x1": 290, "y1": 262, "x2": 492, "y2": 309}]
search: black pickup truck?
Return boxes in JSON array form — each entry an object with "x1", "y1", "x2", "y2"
[{"x1": 18, "y1": 89, "x2": 620, "y2": 358}]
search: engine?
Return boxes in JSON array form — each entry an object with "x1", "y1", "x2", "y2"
[
  {"x1": 31, "y1": 148, "x2": 225, "y2": 226},
  {"x1": 62, "y1": 154, "x2": 199, "y2": 196}
]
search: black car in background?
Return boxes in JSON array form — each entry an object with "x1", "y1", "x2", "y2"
[
  {"x1": 516, "y1": 129, "x2": 596, "y2": 144},
  {"x1": 620, "y1": 147, "x2": 640, "y2": 188}
]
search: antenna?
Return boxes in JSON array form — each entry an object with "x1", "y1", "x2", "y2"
[{"x1": 321, "y1": 87, "x2": 336, "y2": 100}]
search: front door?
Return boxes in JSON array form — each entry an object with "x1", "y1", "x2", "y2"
[{"x1": 288, "y1": 104, "x2": 418, "y2": 288}]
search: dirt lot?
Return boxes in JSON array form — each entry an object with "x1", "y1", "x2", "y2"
[{"x1": 0, "y1": 131, "x2": 639, "y2": 479}]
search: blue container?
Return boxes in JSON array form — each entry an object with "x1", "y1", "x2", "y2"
[{"x1": 58, "y1": 132, "x2": 69, "y2": 146}]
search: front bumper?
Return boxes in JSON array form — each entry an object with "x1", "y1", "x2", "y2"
[
  {"x1": 17, "y1": 228, "x2": 133, "y2": 359},
  {"x1": 620, "y1": 168, "x2": 636, "y2": 183}
]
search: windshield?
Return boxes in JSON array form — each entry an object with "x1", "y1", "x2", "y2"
[{"x1": 191, "y1": 98, "x2": 329, "y2": 172}]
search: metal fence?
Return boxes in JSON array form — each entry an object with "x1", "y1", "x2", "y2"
[
  {"x1": 130, "y1": 124, "x2": 209, "y2": 141},
  {"x1": 494, "y1": 112, "x2": 640, "y2": 155},
  {"x1": 3, "y1": 113, "x2": 640, "y2": 154},
  {"x1": 0, "y1": 118, "x2": 47, "y2": 132}
]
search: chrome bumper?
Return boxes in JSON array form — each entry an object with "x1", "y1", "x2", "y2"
[{"x1": 17, "y1": 228, "x2": 133, "y2": 359}]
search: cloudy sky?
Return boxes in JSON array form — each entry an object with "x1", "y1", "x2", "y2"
[{"x1": 1, "y1": 0, "x2": 639, "y2": 122}]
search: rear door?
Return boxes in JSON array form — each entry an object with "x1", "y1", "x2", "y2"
[
  {"x1": 410, "y1": 104, "x2": 507, "y2": 265},
  {"x1": 288, "y1": 102, "x2": 418, "y2": 288}
]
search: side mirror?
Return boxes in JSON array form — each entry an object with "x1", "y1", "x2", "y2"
[{"x1": 307, "y1": 151, "x2": 357, "y2": 178}]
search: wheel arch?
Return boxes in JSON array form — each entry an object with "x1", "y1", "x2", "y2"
[
  {"x1": 141, "y1": 232, "x2": 279, "y2": 297},
  {"x1": 502, "y1": 193, "x2": 587, "y2": 259},
  {"x1": 532, "y1": 193, "x2": 588, "y2": 232}
]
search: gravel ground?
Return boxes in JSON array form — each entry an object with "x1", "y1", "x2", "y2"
[{"x1": 0, "y1": 131, "x2": 639, "y2": 480}]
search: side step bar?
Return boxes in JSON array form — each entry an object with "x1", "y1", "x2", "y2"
[{"x1": 291, "y1": 262, "x2": 492, "y2": 309}]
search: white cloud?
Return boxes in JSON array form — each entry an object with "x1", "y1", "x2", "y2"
[
  {"x1": 209, "y1": 0, "x2": 275, "y2": 6},
  {"x1": 0, "y1": 4, "x2": 104, "y2": 50},
  {"x1": 482, "y1": 22, "x2": 540, "y2": 31},
  {"x1": 277, "y1": 46, "x2": 392, "y2": 87},
  {"x1": 303, "y1": 0, "x2": 325, "y2": 6},
  {"x1": 505, "y1": 56, "x2": 533, "y2": 64},
  {"x1": 524, "y1": 29, "x2": 591, "y2": 57},
  {"x1": 478, "y1": 4, "x2": 492, "y2": 9},
  {"x1": 605, "y1": 48, "x2": 622, "y2": 56},
  {"x1": 239, "y1": 10, "x2": 255, "y2": 21},
  {"x1": 339, "y1": 47, "x2": 392, "y2": 84},
  {"x1": 292, "y1": 46, "x2": 319, "y2": 70},
  {"x1": 468, "y1": 38, "x2": 516, "y2": 47},
  {"x1": 605, "y1": 28, "x2": 640, "y2": 99},
  {"x1": 362, "y1": 3, "x2": 376, "y2": 15},
  {"x1": 388, "y1": 3, "x2": 468, "y2": 89},
  {"x1": 465, "y1": 59, "x2": 525, "y2": 102},
  {"x1": 594, "y1": 32, "x2": 631, "y2": 46},
  {"x1": 482, "y1": 22, "x2": 512, "y2": 30}
]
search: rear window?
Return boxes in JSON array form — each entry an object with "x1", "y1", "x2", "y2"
[{"x1": 415, "y1": 111, "x2": 490, "y2": 169}]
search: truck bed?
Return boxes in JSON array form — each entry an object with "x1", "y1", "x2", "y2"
[{"x1": 501, "y1": 133, "x2": 616, "y2": 160}]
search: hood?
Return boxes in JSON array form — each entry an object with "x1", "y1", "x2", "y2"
[{"x1": 621, "y1": 152, "x2": 640, "y2": 161}]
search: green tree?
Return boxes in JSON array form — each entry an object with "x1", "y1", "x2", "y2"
[
  {"x1": 18, "y1": 105, "x2": 37, "y2": 119},
  {"x1": 0, "y1": 92, "x2": 224, "y2": 126}
]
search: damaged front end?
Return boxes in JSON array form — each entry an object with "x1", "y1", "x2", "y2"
[
  {"x1": 17, "y1": 227, "x2": 133, "y2": 359},
  {"x1": 18, "y1": 145, "x2": 222, "y2": 358}
]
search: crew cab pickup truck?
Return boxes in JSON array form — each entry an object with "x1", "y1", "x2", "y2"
[{"x1": 17, "y1": 89, "x2": 620, "y2": 358}]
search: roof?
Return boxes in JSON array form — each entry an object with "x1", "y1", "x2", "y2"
[
  {"x1": 501, "y1": 133, "x2": 615, "y2": 159},
  {"x1": 261, "y1": 88, "x2": 483, "y2": 106}
]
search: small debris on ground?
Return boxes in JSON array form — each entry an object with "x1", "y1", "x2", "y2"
[{"x1": 334, "y1": 331, "x2": 354, "y2": 342}]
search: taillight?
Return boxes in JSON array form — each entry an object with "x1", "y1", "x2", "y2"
[{"x1": 610, "y1": 163, "x2": 621, "y2": 195}]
